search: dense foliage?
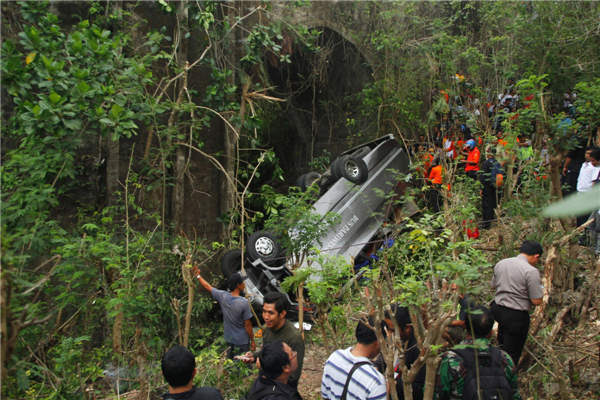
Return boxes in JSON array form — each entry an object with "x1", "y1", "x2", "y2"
[{"x1": 1, "y1": 1, "x2": 599, "y2": 399}]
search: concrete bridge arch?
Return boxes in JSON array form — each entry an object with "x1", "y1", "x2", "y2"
[{"x1": 270, "y1": 1, "x2": 377, "y2": 70}]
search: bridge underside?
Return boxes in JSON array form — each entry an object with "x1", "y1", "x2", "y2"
[{"x1": 264, "y1": 26, "x2": 374, "y2": 180}]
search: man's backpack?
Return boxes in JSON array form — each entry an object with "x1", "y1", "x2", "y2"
[
  {"x1": 452, "y1": 347, "x2": 514, "y2": 400},
  {"x1": 490, "y1": 159, "x2": 505, "y2": 188},
  {"x1": 482, "y1": 159, "x2": 504, "y2": 188}
]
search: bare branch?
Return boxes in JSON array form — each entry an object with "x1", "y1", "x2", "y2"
[
  {"x1": 19, "y1": 313, "x2": 53, "y2": 330},
  {"x1": 385, "y1": 118, "x2": 413, "y2": 165},
  {"x1": 175, "y1": 141, "x2": 239, "y2": 199},
  {"x1": 181, "y1": 252, "x2": 194, "y2": 347},
  {"x1": 32, "y1": 254, "x2": 62, "y2": 273},
  {"x1": 195, "y1": 105, "x2": 240, "y2": 142},
  {"x1": 153, "y1": 43, "x2": 212, "y2": 102}
]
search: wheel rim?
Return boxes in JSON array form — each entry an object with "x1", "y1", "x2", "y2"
[
  {"x1": 344, "y1": 159, "x2": 361, "y2": 178},
  {"x1": 254, "y1": 237, "x2": 275, "y2": 257}
]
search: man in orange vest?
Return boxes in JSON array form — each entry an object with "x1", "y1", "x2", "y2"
[
  {"x1": 426, "y1": 156, "x2": 444, "y2": 212},
  {"x1": 463, "y1": 139, "x2": 480, "y2": 180}
]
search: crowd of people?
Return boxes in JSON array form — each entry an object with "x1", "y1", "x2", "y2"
[
  {"x1": 158, "y1": 239, "x2": 543, "y2": 400},
  {"x1": 413, "y1": 84, "x2": 539, "y2": 235},
  {"x1": 160, "y1": 288, "x2": 304, "y2": 400},
  {"x1": 414, "y1": 81, "x2": 600, "y2": 250}
]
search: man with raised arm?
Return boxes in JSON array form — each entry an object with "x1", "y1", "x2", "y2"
[{"x1": 193, "y1": 266, "x2": 255, "y2": 357}]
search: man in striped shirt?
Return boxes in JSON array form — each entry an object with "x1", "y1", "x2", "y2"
[{"x1": 321, "y1": 318, "x2": 387, "y2": 400}]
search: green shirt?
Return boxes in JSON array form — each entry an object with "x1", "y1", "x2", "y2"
[
  {"x1": 263, "y1": 320, "x2": 305, "y2": 384},
  {"x1": 435, "y1": 338, "x2": 521, "y2": 400}
]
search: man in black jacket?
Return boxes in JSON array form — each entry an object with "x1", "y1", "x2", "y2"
[
  {"x1": 479, "y1": 146, "x2": 504, "y2": 229},
  {"x1": 161, "y1": 345, "x2": 223, "y2": 400},
  {"x1": 393, "y1": 307, "x2": 426, "y2": 400},
  {"x1": 246, "y1": 340, "x2": 298, "y2": 400}
]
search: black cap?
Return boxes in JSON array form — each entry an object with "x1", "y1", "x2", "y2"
[{"x1": 226, "y1": 272, "x2": 245, "y2": 291}]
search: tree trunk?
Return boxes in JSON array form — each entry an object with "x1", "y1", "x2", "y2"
[
  {"x1": 183, "y1": 271, "x2": 194, "y2": 347},
  {"x1": 171, "y1": 0, "x2": 189, "y2": 233},
  {"x1": 503, "y1": 156, "x2": 515, "y2": 201},
  {"x1": 549, "y1": 154, "x2": 563, "y2": 200},
  {"x1": 222, "y1": 123, "x2": 236, "y2": 239},
  {"x1": 316, "y1": 313, "x2": 331, "y2": 350},
  {"x1": 106, "y1": 135, "x2": 120, "y2": 206},
  {"x1": 220, "y1": 2, "x2": 240, "y2": 240},
  {"x1": 402, "y1": 380, "x2": 413, "y2": 400},
  {"x1": 297, "y1": 283, "x2": 304, "y2": 340},
  {"x1": 112, "y1": 303, "x2": 123, "y2": 354},
  {"x1": 174, "y1": 147, "x2": 186, "y2": 232},
  {"x1": 108, "y1": 1, "x2": 124, "y2": 356},
  {"x1": 134, "y1": 326, "x2": 149, "y2": 399},
  {"x1": 385, "y1": 351, "x2": 399, "y2": 400},
  {"x1": 0, "y1": 270, "x2": 8, "y2": 386},
  {"x1": 422, "y1": 356, "x2": 440, "y2": 400},
  {"x1": 528, "y1": 220, "x2": 591, "y2": 340}
]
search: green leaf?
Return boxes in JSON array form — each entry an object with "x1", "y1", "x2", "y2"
[
  {"x1": 120, "y1": 120, "x2": 138, "y2": 130},
  {"x1": 27, "y1": 26, "x2": 39, "y2": 45},
  {"x1": 63, "y1": 119, "x2": 82, "y2": 131},
  {"x1": 16, "y1": 368, "x2": 29, "y2": 391},
  {"x1": 109, "y1": 104, "x2": 123, "y2": 120},
  {"x1": 158, "y1": 0, "x2": 172, "y2": 12},
  {"x1": 99, "y1": 118, "x2": 115, "y2": 127},
  {"x1": 82, "y1": 223, "x2": 99, "y2": 232},
  {"x1": 49, "y1": 91, "x2": 61, "y2": 104},
  {"x1": 543, "y1": 186, "x2": 600, "y2": 217},
  {"x1": 40, "y1": 54, "x2": 52, "y2": 69},
  {"x1": 72, "y1": 37, "x2": 82, "y2": 52},
  {"x1": 77, "y1": 81, "x2": 90, "y2": 94},
  {"x1": 106, "y1": 298, "x2": 124, "y2": 312}
]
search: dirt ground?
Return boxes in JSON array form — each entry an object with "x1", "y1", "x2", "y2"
[{"x1": 298, "y1": 342, "x2": 330, "y2": 400}]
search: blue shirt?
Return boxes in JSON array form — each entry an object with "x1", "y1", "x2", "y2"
[{"x1": 211, "y1": 288, "x2": 252, "y2": 345}]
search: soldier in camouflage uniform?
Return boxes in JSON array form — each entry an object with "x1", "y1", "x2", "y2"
[{"x1": 435, "y1": 306, "x2": 521, "y2": 400}]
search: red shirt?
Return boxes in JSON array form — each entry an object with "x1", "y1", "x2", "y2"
[
  {"x1": 465, "y1": 147, "x2": 480, "y2": 172},
  {"x1": 428, "y1": 165, "x2": 443, "y2": 185}
]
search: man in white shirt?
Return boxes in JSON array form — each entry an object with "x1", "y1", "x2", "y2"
[
  {"x1": 321, "y1": 318, "x2": 387, "y2": 400},
  {"x1": 576, "y1": 148, "x2": 600, "y2": 192},
  {"x1": 576, "y1": 148, "x2": 600, "y2": 227}
]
